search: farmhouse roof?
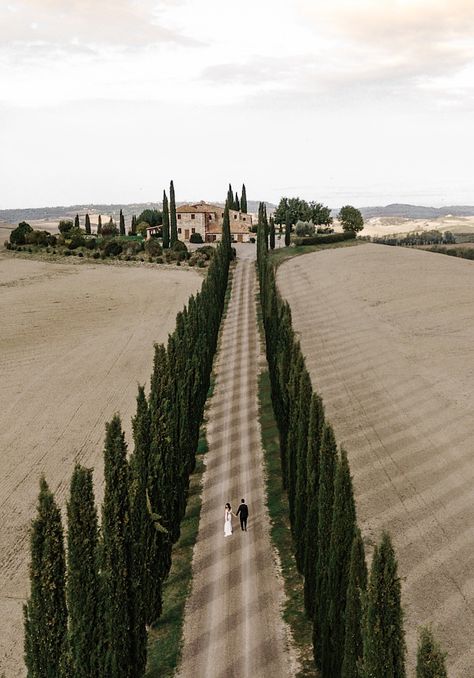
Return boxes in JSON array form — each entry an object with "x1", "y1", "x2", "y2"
[{"x1": 176, "y1": 201, "x2": 222, "y2": 214}]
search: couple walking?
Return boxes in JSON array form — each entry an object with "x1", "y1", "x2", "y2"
[{"x1": 224, "y1": 499, "x2": 248, "y2": 536}]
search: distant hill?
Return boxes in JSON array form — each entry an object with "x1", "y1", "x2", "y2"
[{"x1": 359, "y1": 204, "x2": 474, "y2": 219}]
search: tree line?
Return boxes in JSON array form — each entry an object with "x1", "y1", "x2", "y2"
[
  {"x1": 23, "y1": 201, "x2": 233, "y2": 677},
  {"x1": 256, "y1": 205, "x2": 447, "y2": 678}
]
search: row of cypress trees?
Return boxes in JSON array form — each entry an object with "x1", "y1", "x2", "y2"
[
  {"x1": 227, "y1": 183, "x2": 247, "y2": 213},
  {"x1": 256, "y1": 205, "x2": 447, "y2": 677},
  {"x1": 24, "y1": 202, "x2": 233, "y2": 677},
  {"x1": 74, "y1": 212, "x2": 138, "y2": 236}
]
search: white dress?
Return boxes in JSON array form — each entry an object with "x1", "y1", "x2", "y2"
[{"x1": 224, "y1": 509, "x2": 233, "y2": 537}]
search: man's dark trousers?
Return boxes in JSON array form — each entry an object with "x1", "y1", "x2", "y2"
[{"x1": 236, "y1": 503, "x2": 248, "y2": 531}]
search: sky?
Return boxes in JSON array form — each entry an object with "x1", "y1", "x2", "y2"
[{"x1": 1, "y1": 0, "x2": 474, "y2": 209}]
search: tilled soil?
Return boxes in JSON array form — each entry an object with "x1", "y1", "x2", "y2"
[
  {"x1": 177, "y1": 247, "x2": 295, "y2": 678},
  {"x1": 0, "y1": 256, "x2": 200, "y2": 677},
  {"x1": 278, "y1": 243, "x2": 474, "y2": 676}
]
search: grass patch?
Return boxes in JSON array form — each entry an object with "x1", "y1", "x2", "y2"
[
  {"x1": 268, "y1": 238, "x2": 362, "y2": 268},
  {"x1": 146, "y1": 429, "x2": 207, "y2": 677},
  {"x1": 258, "y1": 370, "x2": 317, "y2": 677}
]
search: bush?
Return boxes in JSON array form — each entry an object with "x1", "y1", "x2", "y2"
[
  {"x1": 101, "y1": 219, "x2": 118, "y2": 237},
  {"x1": 78, "y1": 252, "x2": 84, "y2": 257},
  {"x1": 156, "y1": 256, "x2": 163, "y2": 264},
  {"x1": 172, "y1": 240, "x2": 188, "y2": 253},
  {"x1": 5, "y1": 241, "x2": 11, "y2": 250},
  {"x1": 189, "y1": 232, "x2": 204, "y2": 243},
  {"x1": 293, "y1": 231, "x2": 356, "y2": 246},
  {"x1": 85, "y1": 238, "x2": 97, "y2": 250},
  {"x1": 93, "y1": 251, "x2": 100, "y2": 259},
  {"x1": 145, "y1": 238, "x2": 163, "y2": 257},
  {"x1": 295, "y1": 220, "x2": 316, "y2": 237},
  {"x1": 64, "y1": 250, "x2": 72, "y2": 256},
  {"x1": 26, "y1": 230, "x2": 56, "y2": 246},
  {"x1": 58, "y1": 220, "x2": 74, "y2": 235},
  {"x1": 137, "y1": 221, "x2": 151, "y2": 238},
  {"x1": 250, "y1": 237, "x2": 256, "y2": 243},
  {"x1": 196, "y1": 245, "x2": 215, "y2": 260},
  {"x1": 124, "y1": 241, "x2": 143, "y2": 256},
  {"x1": 68, "y1": 233, "x2": 86, "y2": 250},
  {"x1": 10, "y1": 221, "x2": 33, "y2": 245},
  {"x1": 102, "y1": 239, "x2": 123, "y2": 257}
]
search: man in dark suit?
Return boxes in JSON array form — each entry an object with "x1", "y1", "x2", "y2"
[{"x1": 236, "y1": 499, "x2": 249, "y2": 531}]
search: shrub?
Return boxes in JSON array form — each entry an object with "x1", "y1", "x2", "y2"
[
  {"x1": 196, "y1": 245, "x2": 215, "y2": 260},
  {"x1": 250, "y1": 237, "x2": 256, "y2": 243},
  {"x1": 189, "y1": 232, "x2": 204, "y2": 244},
  {"x1": 172, "y1": 240, "x2": 188, "y2": 253},
  {"x1": 5, "y1": 241, "x2": 11, "y2": 250},
  {"x1": 145, "y1": 238, "x2": 163, "y2": 257},
  {"x1": 92, "y1": 251, "x2": 100, "y2": 259},
  {"x1": 10, "y1": 221, "x2": 33, "y2": 245},
  {"x1": 78, "y1": 252, "x2": 84, "y2": 257},
  {"x1": 58, "y1": 220, "x2": 74, "y2": 235},
  {"x1": 197, "y1": 259, "x2": 205, "y2": 268},
  {"x1": 124, "y1": 241, "x2": 143, "y2": 256},
  {"x1": 103, "y1": 239, "x2": 123, "y2": 257},
  {"x1": 295, "y1": 220, "x2": 316, "y2": 237},
  {"x1": 101, "y1": 219, "x2": 118, "y2": 237},
  {"x1": 64, "y1": 250, "x2": 72, "y2": 256},
  {"x1": 68, "y1": 233, "x2": 86, "y2": 250},
  {"x1": 85, "y1": 238, "x2": 97, "y2": 250},
  {"x1": 293, "y1": 231, "x2": 356, "y2": 246},
  {"x1": 137, "y1": 221, "x2": 151, "y2": 238},
  {"x1": 156, "y1": 256, "x2": 163, "y2": 264}
]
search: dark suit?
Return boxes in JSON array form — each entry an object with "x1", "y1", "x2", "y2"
[{"x1": 236, "y1": 503, "x2": 249, "y2": 530}]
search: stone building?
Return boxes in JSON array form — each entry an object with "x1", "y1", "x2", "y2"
[{"x1": 147, "y1": 201, "x2": 253, "y2": 243}]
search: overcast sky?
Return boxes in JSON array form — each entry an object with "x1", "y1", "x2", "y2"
[{"x1": 1, "y1": 0, "x2": 474, "y2": 209}]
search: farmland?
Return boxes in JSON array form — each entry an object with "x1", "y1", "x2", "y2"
[
  {"x1": 278, "y1": 244, "x2": 474, "y2": 677},
  {"x1": 0, "y1": 255, "x2": 200, "y2": 676}
]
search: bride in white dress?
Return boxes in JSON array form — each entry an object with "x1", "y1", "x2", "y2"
[{"x1": 224, "y1": 503, "x2": 233, "y2": 537}]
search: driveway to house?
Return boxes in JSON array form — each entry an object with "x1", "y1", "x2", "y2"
[{"x1": 177, "y1": 244, "x2": 294, "y2": 678}]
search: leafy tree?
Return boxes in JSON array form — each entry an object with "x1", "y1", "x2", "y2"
[
  {"x1": 303, "y1": 394, "x2": 325, "y2": 618},
  {"x1": 170, "y1": 181, "x2": 178, "y2": 246},
  {"x1": 97, "y1": 215, "x2": 102, "y2": 236},
  {"x1": 119, "y1": 209, "x2": 126, "y2": 236},
  {"x1": 67, "y1": 465, "x2": 100, "y2": 678},
  {"x1": 313, "y1": 423, "x2": 338, "y2": 669},
  {"x1": 285, "y1": 211, "x2": 291, "y2": 246},
  {"x1": 295, "y1": 220, "x2": 315, "y2": 237},
  {"x1": 269, "y1": 216, "x2": 275, "y2": 249},
  {"x1": 162, "y1": 191, "x2": 170, "y2": 249},
  {"x1": 137, "y1": 221, "x2": 150, "y2": 238},
  {"x1": 136, "y1": 209, "x2": 162, "y2": 228},
  {"x1": 341, "y1": 528, "x2": 367, "y2": 678},
  {"x1": 416, "y1": 627, "x2": 447, "y2": 678},
  {"x1": 24, "y1": 477, "x2": 67, "y2": 678},
  {"x1": 274, "y1": 197, "x2": 311, "y2": 225},
  {"x1": 338, "y1": 205, "x2": 364, "y2": 233},
  {"x1": 309, "y1": 202, "x2": 333, "y2": 226},
  {"x1": 102, "y1": 218, "x2": 118, "y2": 237},
  {"x1": 100, "y1": 416, "x2": 133, "y2": 678},
  {"x1": 10, "y1": 221, "x2": 33, "y2": 244},
  {"x1": 58, "y1": 220, "x2": 74, "y2": 235},
  {"x1": 85, "y1": 213, "x2": 91, "y2": 235},
  {"x1": 241, "y1": 183, "x2": 248, "y2": 213},
  {"x1": 361, "y1": 532, "x2": 406, "y2": 678},
  {"x1": 324, "y1": 449, "x2": 356, "y2": 677}
]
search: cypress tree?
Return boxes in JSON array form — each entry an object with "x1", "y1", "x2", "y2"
[
  {"x1": 24, "y1": 477, "x2": 67, "y2": 678},
  {"x1": 67, "y1": 465, "x2": 100, "y2": 678},
  {"x1": 131, "y1": 215, "x2": 137, "y2": 235},
  {"x1": 101, "y1": 416, "x2": 133, "y2": 678},
  {"x1": 341, "y1": 529, "x2": 368, "y2": 678},
  {"x1": 74, "y1": 213, "x2": 80, "y2": 230},
  {"x1": 285, "y1": 347, "x2": 303, "y2": 500},
  {"x1": 162, "y1": 190, "x2": 170, "y2": 249},
  {"x1": 361, "y1": 532, "x2": 406, "y2": 678},
  {"x1": 324, "y1": 449, "x2": 357, "y2": 677},
  {"x1": 241, "y1": 183, "x2": 247, "y2": 213},
  {"x1": 294, "y1": 368, "x2": 312, "y2": 570},
  {"x1": 119, "y1": 209, "x2": 125, "y2": 236},
  {"x1": 85, "y1": 213, "x2": 91, "y2": 235},
  {"x1": 97, "y1": 215, "x2": 102, "y2": 235},
  {"x1": 285, "y1": 210, "x2": 291, "y2": 246},
  {"x1": 234, "y1": 192, "x2": 240, "y2": 211},
  {"x1": 222, "y1": 201, "x2": 232, "y2": 257},
  {"x1": 313, "y1": 423, "x2": 338, "y2": 669},
  {"x1": 169, "y1": 180, "x2": 177, "y2": 245},
  {"x1": 304, "y1": 393, "x2": 325, "y2": 618},
  {"x1": 227, "y1": 183, "x2": 234, "y2": 209},
  {"x1": 416, "y1": 627, "x2": 447, "y2": 678},
  {"x1": 269, "y1": 216, "x2": 275, "y2": 250}
]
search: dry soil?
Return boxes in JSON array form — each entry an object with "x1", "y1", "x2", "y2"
[
  {"x1": 278, "y1": 243, "x2": 474, "y2": 677},
  {"x1": 0, "y1": 254, "x2": 200, "y2": 677},
  {"x1": 177, "y1": 247, "x2": 295, "y2": 678}
]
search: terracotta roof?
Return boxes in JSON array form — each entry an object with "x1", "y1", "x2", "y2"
[{"x1": 176, "y1": 202, "x2": 222, "y2": 214}]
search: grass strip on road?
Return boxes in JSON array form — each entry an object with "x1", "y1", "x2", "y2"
[{"x1": 257, "y1": 364, "x2": 317, "y2": 677}]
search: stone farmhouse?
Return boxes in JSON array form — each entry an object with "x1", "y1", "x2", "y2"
[{"x1": 146, "y1": 201, "x2": 253, "y2": 243}]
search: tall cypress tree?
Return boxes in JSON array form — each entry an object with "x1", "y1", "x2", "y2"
[
  {"x1": 313, "y1": 423, "x2": 338, "y2": 669},
  {"x1": 416, "y1": 627, "x2": 447, "y2": 678},
  {"x1": 85, "y1": 213, "x2": 91, "y2": 235},
  {"x1": 162, "y1": 190, "x2": 170, "y2": 249},
  {"x1": 294, "y1": 368, "x2": 312, "y2": 570},
  {"x1": 341, "y1": 529, "x2": 368, "y2": 678},
  {"x1": 269, "y1": 216, "x2": 275, "y2": 250},
  {"x1": 285, "y1": 210, "x2": 291, "y2": 246},
  {"x1": 304, "y1": 393, "x2": 325, "y2": 618},
  {"x1": 324, "y1": 449, "x2": 357, "y2": 678},
  {"x1": 234, "y1": 192, "x2": 240, "y2": 211},
  {"x1": 119, "y1": 209, "x2": 125, "y2": 236},
  {"x1": 227, "y1": 183, "x2": 234, "y2": 209},
  {"x1": 131, "y1": 215, "x2": 137, "y2": 235},
  {"x1": 67, "y1": 465, "x2": 100, "y2": 678},
  {"x1": 169, "y1": 180, "x2": 178, "y2": 246},
  {"x1": 74, "y1": 213, "x2": 80, "y2": 230},
  {"x1": 24, "y1": 477, "x2": 67, "y2": 678},
  {"x1": 97, "y1": 215, "x2": 102, "y2": 236},
  {"x1": 361, "y1": 532, "x2": 406, "y2": 678},
  {"x1": 222, "y1": 201, "x2": 232, "y2": 257},
  {"x1": 101, "y1": 416, "x2": 133, "y2": 678},
  {"x1": 241, "y1": 183, "x2": 248, "y2": 213}
]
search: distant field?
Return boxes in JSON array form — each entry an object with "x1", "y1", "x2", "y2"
[
  {"x1": 278, "y1": 244, "x2": 474, "y2": 677},
  {"x1": 0, "y1": 256, "x2": 200, "y2": 676},
  {"x1": 364, "y1": 214, "x2": 474, "y2": 238}
]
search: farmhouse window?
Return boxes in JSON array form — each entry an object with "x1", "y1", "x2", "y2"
[
  {"x1": 234, "y1": 214, "x2": 237, "y2": 219},
  {"x1": 222, "y1": 213, "x2": 224, "y2": 217},
  {"x1": 192, "y1": 228, "x2": 195, "y2": 233},
  {"x1": 178, "y1": 227, "x2": 182, "y2": 234},
  {"x1": 243, "y1": 217, "x2": 246, "y2": 221},
  {"x1": 177, "y1": 214, "x2": 181, "y2": 220},
  {"x1": 191, "y1": 213, "x2": 195, "y2": 219}
]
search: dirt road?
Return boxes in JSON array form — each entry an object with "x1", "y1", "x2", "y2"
[
  {"x1": 0, "y1": 256, "x2": 200, "y2": 677},
  {"x1": 178, "y1": 247, "x2": 294, "y2": 678},
  {"x1": 279, "y1": 244, "x2": 474, "y2": 676}
]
